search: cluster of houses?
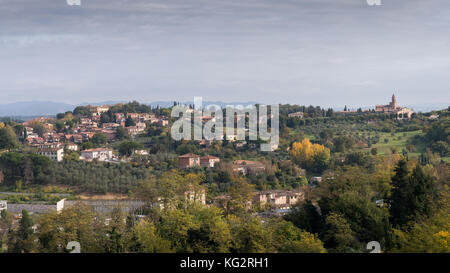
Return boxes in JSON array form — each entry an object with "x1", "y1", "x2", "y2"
[
  {"x1": 23, "y1": 118, "x2": 57, "y2": 145},
  {"x1": 111, "y1": 112, "x2": 168, "y2": 136},
  {"x1": 22, "y1": 105, "x2": 169, "y2": 162}
]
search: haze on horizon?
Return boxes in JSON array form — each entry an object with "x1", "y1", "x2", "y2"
[{"x1": 0, "y1": 0, "x2": 449, "y2": 108}]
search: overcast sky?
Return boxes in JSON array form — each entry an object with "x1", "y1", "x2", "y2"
[{"x1": 0, "y1": 0, "x2": 449, "y2": 108}]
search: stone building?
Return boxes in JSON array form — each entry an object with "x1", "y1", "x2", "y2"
[
  {"x1": 254, "y1": 190, "x2": 304, "y2": 210},
  {"x1": 200, "y1": 155, "x2": 220, "y2": 168},
  {"x1": 375, "y1": 94, "x2": 414, "y2": 119},
  {"x1": 178, "y1": 153, "x2": 201, "y2": 169}
]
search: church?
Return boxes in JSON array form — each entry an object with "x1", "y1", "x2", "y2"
[{"x1": 375, "y1": 94, "x2": 414, "y2": 119}]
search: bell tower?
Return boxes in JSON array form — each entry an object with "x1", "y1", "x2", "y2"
[{"x1": 391, "y1": 94, "x2": 398, "y2": 109}]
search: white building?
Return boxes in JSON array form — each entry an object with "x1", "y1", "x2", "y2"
[
  {"x1": 56, "y1": 199, "x2": 65, "y2": 212},
  {"x1": 37, "y1": 148, "x2": 64, "y2": 162},
  {"x1": 80, "y1": 148, "x2": 114, "y2": 161},
  {"x1": 0, "y1": 200, "x2": 7, "y2": 213}
]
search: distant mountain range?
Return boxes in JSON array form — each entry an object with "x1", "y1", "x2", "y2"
[{"x1": 0, "y1": 100, "x2": 447, "y2": 117}]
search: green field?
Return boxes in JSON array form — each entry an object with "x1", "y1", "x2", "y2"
[{"x1": 369, "y1": 130, "x2": 423, "y2": 157}]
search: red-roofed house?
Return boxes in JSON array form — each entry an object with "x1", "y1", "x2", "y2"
[
  {"x1": 178, "y1": 153, "x2": 200, "y2": 169},
  {"x1": 200, "y1": 155, "x2": 220, "y2": 168}
]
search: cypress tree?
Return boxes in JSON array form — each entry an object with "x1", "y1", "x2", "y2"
[
  {"x1": 389, "y1": 160, "x2": 410, "y2": 227},
  {"x1": 390, "y1": 161, "x2": 438, "y2": 227},
  {"x1": 407, "y1": 165, "x2": 438, "y2": 220}
]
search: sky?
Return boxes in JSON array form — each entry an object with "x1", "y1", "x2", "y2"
[{"x1": 0, "y1": 0, "x2": 449, "y2": 108}]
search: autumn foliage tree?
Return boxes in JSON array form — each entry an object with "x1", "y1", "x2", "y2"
[{"x1": 290, "y1": 138, "x2": 330, "y2": 172}]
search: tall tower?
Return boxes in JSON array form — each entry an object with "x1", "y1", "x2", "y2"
[{"x1": 391, "y1": 94, "x2": 398, "y2": 109}]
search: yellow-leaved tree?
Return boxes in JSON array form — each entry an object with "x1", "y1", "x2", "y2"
[{"x1": 290, "y1": 138, "x2": 330, "y2": 172}]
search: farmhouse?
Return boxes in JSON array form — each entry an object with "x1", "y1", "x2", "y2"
[
  {"x1": 232, "y1": 160, "x2": 266, "y2": 175},
  {"x1": 178, "y1": 153, "x2": 201, "y2": 169},
  {"x1": 200, "y1": 155, "x2": 220, "y2": 168}
]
